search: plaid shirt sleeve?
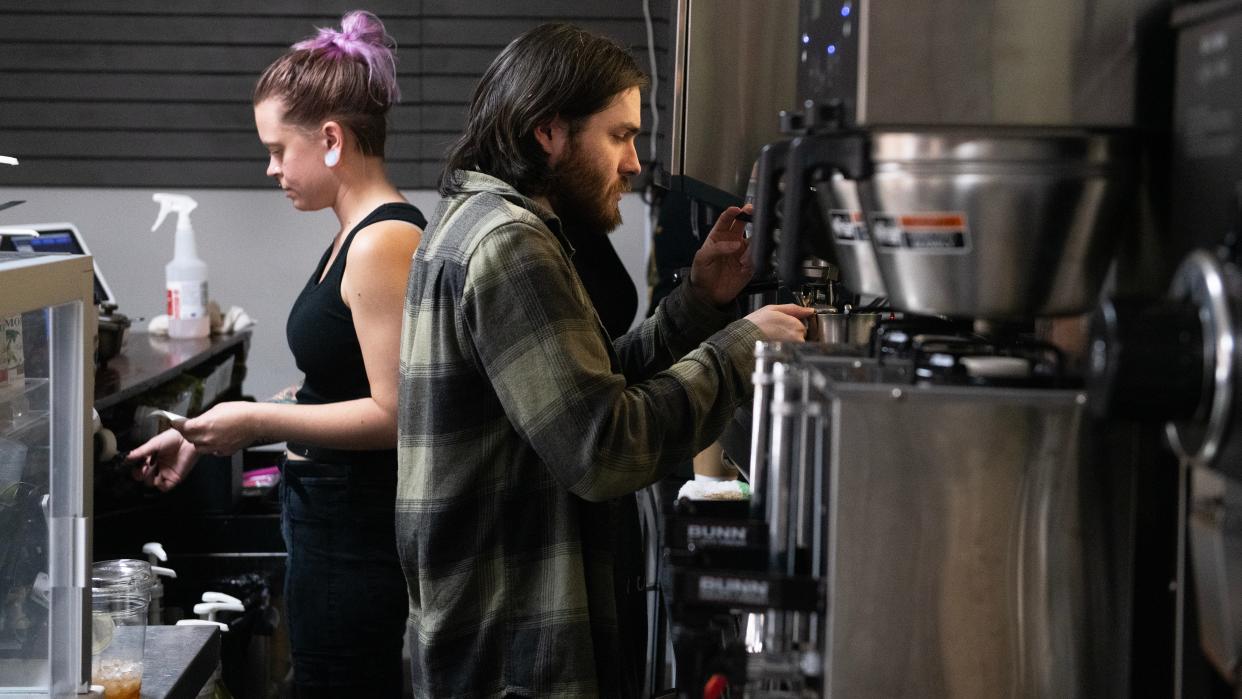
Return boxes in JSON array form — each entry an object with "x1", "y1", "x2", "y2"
[
  {"x1": 611, "y1": 282, "x2": 743, "y2": 384},
  {"x1": 463, "y1": 220, "x2": 764, "y2": 502}
]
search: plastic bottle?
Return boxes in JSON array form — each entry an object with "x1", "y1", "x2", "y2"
[{"x1": 151, "y1": 193, "x2": 209, "y2": 339}]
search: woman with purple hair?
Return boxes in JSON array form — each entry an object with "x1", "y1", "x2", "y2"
[{"x1": 128, "y1": 11, "x2": 421, "y2": 695}]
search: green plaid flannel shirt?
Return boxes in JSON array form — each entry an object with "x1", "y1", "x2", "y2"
[{"x1": 396, "y1": 171, "x2": 764, "y2": 697}]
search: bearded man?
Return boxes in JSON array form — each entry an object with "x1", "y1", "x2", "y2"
[{"x1": 396, "y1": 23, "x2": 811, "y2": 698}]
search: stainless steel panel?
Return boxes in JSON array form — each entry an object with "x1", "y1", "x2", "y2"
[
  {"x1": 762, "y1": 361, "x2": 799, "y2": 652},
  {"x1": 1188, "y1": 466, "x2": 1242, "y2": 679},
  {"x1": 670, "y1": 0, "x2": 800, "y2": 199},
  {"x1": 801, "y1": 0, "x2": 1162, "y2": 127},
  {"x1": 809, "y1": 379, "x2": 1126, "y2": 697},
  {"x1": 820, "y1": 174, "x2": 887, "y2": 296},
  {"x1": 48, "y1": 296, "x2": 91, "y2": 697}
]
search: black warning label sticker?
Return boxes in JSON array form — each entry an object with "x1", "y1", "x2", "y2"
[
  {"x1": 829, "y1": 209, "x2": 868, "y2": 243},
  {"x1": 870, "y1": 212, "x2": 972, "y2": 253}
]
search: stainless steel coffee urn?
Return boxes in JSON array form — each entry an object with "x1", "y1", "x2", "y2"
[{"x1": 661, "y1": 1, "x2": 1174, "y2": 697}]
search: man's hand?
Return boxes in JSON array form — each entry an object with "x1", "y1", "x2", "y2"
[
  {"x1": 744, "y1": 304, "x2": 814, "y2": 342},
  {"x1": 127, "y1": 429, "x2": 201, "y2": 492},
  {"x1": 689, "y1": 205, "x2": 755, "y2": 306},
  {"x1": 173, "y1": 401, "x2": 260, "y2": 456}
]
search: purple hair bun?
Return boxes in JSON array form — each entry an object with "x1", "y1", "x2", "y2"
[{"x1": 294, "y1": 10, "x2": 400, "y2": 102}]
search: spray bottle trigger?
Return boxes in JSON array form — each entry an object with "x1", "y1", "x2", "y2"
[{"x1": 151, "y1": 203, "x2": 169, "y2": 232}]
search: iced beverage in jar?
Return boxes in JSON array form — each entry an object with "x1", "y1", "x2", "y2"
[
  {"x1": 90, "y1": 590, "x2": 146, "y2": 699},
  {"x1": 92, "y1": 659, "x2": 142, "y2": 699}
]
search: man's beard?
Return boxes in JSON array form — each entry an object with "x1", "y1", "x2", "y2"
[{"x1": 546, "y1": 140, "x2": 630, "y2": 235}]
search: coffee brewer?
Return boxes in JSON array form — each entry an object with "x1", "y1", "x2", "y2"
[{"x1": 660, "y1": 1, "x2": 1174, "y2": 697}]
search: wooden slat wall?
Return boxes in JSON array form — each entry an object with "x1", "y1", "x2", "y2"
[{"x1": 0, "y1": 0, "x2": 671, "y2": 189}]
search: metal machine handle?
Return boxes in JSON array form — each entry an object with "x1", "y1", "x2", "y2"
[
  {"x1": 750, "y1": 139, "x2": 792, "y2": 277},
  {"x1": 781, "y1": 131, "x2": 871, "y2": 287}
]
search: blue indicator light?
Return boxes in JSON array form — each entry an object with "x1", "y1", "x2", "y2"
[
  {"x1": 841, "y1": 3, "x2": 851, "y2": 17},
  {"x1": 802, "y1": 33, "x2": 810, "y2": 44},
  {"x1": 827, "y1": 44, "x2": 837, "y2": 55}
]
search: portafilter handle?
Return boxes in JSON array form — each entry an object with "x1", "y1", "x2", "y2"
[{"x1": 781, "y1": 131, "x2": 871, "y2": 288}]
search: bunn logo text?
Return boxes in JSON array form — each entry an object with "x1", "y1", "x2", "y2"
[
  {"x1": 698, "y1": 575, "x2": 770, "y2": 606},
  {"x1": 686, "y1": 524, "x2": 750, "y2": 547}
]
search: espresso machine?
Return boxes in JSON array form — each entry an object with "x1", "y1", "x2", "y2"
[{"x1": 660, "y1": 0, "x2": 1176, "y2": 697}]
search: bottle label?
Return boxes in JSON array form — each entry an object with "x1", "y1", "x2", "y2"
[
  {"x1": 166, "y1": 281, "x2": 208, "y2": 319},
  {"x1": 0, "y1": 314, "x2": 24, "y2": 389}
]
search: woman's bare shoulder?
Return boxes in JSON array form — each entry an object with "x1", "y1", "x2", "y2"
[{"x1": 346, "y1": 218, "x2": 421, "y2": 269}]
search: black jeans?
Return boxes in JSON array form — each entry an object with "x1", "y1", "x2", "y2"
[{"x1": 280, "y1": 458, "x2": 408, "y2": 697}]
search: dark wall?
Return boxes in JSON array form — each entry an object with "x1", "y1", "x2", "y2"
[{"x1": 0, "y1": 0, "x2": 671, "y2": 189}]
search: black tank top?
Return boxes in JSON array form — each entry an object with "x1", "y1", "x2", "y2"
[{"x1": 286, "y1": 202, "x2": 426, "y2": 416}]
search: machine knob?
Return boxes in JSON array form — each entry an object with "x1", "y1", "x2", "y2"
[
  {"x1": 1087, "y1": 296, "x2": 1206, "y2": 421},
  {"x1": 803, "y1": 99, "x2": 846, "y2": 134},
  {"x1": 779, "y1": 110, "x2": 806, "y2": 135}
]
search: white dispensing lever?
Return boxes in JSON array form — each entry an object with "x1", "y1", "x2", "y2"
[
  {"x1": 142, "y1": 542, "x2": 177, "y2": 627},
  {"x1": 0, "y1": 156, "x2": 16, "y2": 166},
  {"x1": 201, "y1": 591, "x2": 244, "y2": 607},
  {"x1": 178, "y1": 591, "x2": 244, "y2": 633},
  {"x1": 142, "y1": 541, "x2": 178, "y2": 579},
  {"x1": 193, "y1": 598, "x2": 245, "y2": 619},
  {"x1": 142, "y1": 541, "x2": 166, "y2": 561},
  {"x1": 192, "y1": 593, "x2": 244, "y2": 623}
]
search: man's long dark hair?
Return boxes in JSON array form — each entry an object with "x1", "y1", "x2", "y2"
[{"x1": 439, "y1": 23, "x2": 648, "y2": 196}]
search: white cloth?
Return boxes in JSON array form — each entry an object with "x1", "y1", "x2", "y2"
[
  {"x1": 676, "y1": 478, "x2": 750, "y2": 501},
  {"x1": 147, "y1": 301, "x2": 254, "y2": 336}
]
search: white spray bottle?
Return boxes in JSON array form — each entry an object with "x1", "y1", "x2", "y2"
[{"x1": 152, "y1": 193, "x2": 210, "y2": 339}]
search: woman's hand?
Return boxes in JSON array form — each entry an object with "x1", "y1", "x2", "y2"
[
  {"x1": 174, "y1": 401, "x2": 262, "y2": 456},
  {"x1": 127, "y1": 429, "x2": 201, "y2": 492}
]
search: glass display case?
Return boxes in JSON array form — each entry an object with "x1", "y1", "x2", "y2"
[{"x1": 0, "y1": 253, "x2": 94, "y2": 696}]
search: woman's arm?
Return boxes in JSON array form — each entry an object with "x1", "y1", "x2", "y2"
[{"x1": 177, "y1": 218, "x2": 421, "y2": 454}]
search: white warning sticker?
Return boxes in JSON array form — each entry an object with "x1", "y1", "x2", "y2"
[
  {"x1": 167, "y1": 281, "x2": 209, "y2": 319},
  {"x1": 870, "y1": 212, "x2": 972, "y2": 253},
  {"x1": 829, "y1": 209, "x2": 869, "y2": 243}
]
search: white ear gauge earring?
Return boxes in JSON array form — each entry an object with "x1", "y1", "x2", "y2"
[{"x1": 324, "y1": 149, "x2": 340, "y2": 167}]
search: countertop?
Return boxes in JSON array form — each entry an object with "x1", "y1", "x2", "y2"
[
  {"x1": 94, "y1": 330, "x2": 250, "y2": 410},
  {"x1": 141, "y1": 625, "x2": 220, "y2": 699}
]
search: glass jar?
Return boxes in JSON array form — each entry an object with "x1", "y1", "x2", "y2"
[
  {"x1": 91, "y1": 559, "x2": 154, "y2": 600},
  {"x1": 90, "y1": 586, "x2": 146, "y2": 699}
]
